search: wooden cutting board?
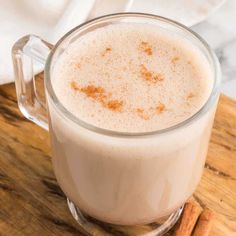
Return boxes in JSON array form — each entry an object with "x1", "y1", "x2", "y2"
[{"x1": 0, "y1": 78, "x2": 235, "y2": 236}]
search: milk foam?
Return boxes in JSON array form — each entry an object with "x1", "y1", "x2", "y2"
[{"x1": 52, "y1": 23, "x2": 213, "y2": 132}]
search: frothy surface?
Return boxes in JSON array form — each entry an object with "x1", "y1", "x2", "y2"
[{"x1": 52, "y1": 23, "x2": 213, "y2": 132}]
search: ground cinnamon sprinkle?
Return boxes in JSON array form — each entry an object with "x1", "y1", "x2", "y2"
[
  {"x1": 135, "y1": 104, "x2": 166, "y2": 119},
  {"x1": 140, "y1": 64, "x2": 152, "y2": 81},
  {"x1": 140, "y1": 41, "x2": 153, "y2": 55},
  {"x1": 140, "y1": 64, "x2": 164, "y2": 83},
  {"x1": 70, "y1": 81, "x2": 123, "y2": 112},
  {"x1": 106, "y1": 100, "x2": 123, "y2": 111},
  {"x1": 71, "y1": 82, "x2": 106, "y2": 99},
  {"x1": 187, "y1": 92, "x2": 195, "y2": 99},
  {"x1": 102, "y1": 47, "x2": 112, "y2": 56},
  {"x1": 80, "y1": 85, "x2": 106, "y2": 100},
  {"x1": 75, "y1": 63, "x2": 81, "y2": 69},
  {"x1": 156, "y1": 102, "x2": 166, "y2": 114},
  {"x1": 136, "y1": 108, "x2": 150, "y2": 120},
  {"x1": 171, "y1": 56, "x2": 180, "y2": 64},
  {"x1": 136, "y1": 108, "x2": 144, "y2": 113},
  {"x1": 70, "y1": 81, "x2": 80, "y2": 90},
  {"x1": 153, "y1": 74, "x2": 164, "y2": 82}
]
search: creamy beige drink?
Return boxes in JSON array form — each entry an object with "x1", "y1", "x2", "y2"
[{"x1": 48, "y1": 23, "x2": 216, "y2": 225}]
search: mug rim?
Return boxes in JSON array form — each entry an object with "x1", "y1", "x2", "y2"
[{"x1": 45, "y1": 12, "x2": 221, "y2": 137}]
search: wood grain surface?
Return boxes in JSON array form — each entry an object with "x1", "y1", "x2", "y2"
[{"x1": 0, "y1": 77, "x2": 235, "y2": 236}]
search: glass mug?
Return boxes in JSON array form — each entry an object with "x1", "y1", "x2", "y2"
[{"x1": 12, "y1": 13, "x2": 221, "y2": 236}]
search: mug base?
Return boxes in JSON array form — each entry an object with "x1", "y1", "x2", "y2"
[{"x1": 67, "y1": 198, "x2": 183, "y2": 236}]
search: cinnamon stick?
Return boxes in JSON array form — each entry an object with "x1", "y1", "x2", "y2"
[
  {"x1": 192, "y1": 208, "x2": 215, "y2": 236},
  {"x1": 174, "y1": 202, "x2": 202, "y2": 236}
]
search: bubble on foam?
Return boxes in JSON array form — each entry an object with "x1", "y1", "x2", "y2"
[{"x1": 52, "y1": 23, "x2": 213, "y2": 132}]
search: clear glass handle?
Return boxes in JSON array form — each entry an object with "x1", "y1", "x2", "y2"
[{"x1": 12, "y1": 35, "x2": 53, "y2": 130}]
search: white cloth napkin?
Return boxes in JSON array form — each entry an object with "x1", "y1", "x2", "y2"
[
  {"x1": 131, "y1": 0, "x2": 225, "y2": 26},
  {"x1": 0, "y1": 0, "x2": 96, "y2": 84}
]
